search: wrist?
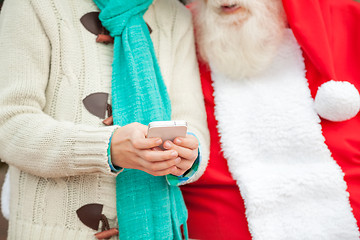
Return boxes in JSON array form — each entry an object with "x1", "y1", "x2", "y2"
[{"x1": 108, "y1": 127, "x2": 123, "y2": 173}]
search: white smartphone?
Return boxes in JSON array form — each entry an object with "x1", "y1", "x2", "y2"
[{"x1": 147, "y1": 120, "x2": 188, "y2": 149}]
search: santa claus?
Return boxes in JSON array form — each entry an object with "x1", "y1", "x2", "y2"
[{"x1": 181, "y1": 0, "x2": 360, "y2": 239}]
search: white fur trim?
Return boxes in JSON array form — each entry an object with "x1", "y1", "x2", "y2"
[
  {"x1": 1, "y1": 169, "x2": 10, "y2": 220},
  {"x1": 211, "y1": 30, "x2": 359, "y2": 240},
  {"x1": 315, "y1": 80, "x2": 360, "y2": 122}
]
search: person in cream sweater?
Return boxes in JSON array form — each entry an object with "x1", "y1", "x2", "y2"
[{"x1": 0, "y1": 0, "x2": 209, "y2": 239}]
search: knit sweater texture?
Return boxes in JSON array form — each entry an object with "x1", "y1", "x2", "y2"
[{"x1": 0, "y1": 0, "x2": 209, "y2": 239}]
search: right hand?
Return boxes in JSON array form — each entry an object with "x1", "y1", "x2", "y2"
[{"x1": 110, "y1": 122, "x2": 181, "y2": 176}]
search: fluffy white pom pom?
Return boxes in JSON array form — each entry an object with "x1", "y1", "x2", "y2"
[{"x1": 314, "y1": 80, "x2": 360, "y2": 122}]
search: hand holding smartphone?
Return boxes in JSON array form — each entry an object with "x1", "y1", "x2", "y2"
[
  {"x1": 147, "y1": 120, "x2": 188, "y2": 149},
  {"x1": 147, "y1": 120, "x2": 198, "y2": 176}
]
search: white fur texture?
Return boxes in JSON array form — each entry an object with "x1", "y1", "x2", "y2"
[
  {"x1": 1, "y1": 169, "x2": 10, "y2": 220},
  {"x1": 315, "y1": 80, "x2": 360, "y2": 122},
  {"x1": 193, "y1": 0, "x2": 287, "y2": 80},
  {"x1": 212, "y1": 30, "x2": 360, "y2": 240}
]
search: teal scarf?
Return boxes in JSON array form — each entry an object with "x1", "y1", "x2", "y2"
[{"x1": 93, "y1": 0, "x2": 188, "y2": 239}]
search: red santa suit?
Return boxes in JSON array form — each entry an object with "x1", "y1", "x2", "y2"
[{"x1": 181, "y1": 0, "x2": 360, "y2": 239}]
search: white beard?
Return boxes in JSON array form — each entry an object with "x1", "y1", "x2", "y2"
[{"x1": 193, "y1": 0, "x2": 287, "y2": 79}]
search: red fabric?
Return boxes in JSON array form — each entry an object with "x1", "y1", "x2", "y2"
[
  {"x1": 181, "y1": 63, "x2": 252, "y2": 240},
  {"x1": 282, "y1": 0, "x2": 360, "y2": 96},
  {"x1": 283, "y1": 0, "x2": 360, "y2": 228}
]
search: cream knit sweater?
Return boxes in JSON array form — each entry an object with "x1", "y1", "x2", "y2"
[{"x1": 0, "y1": 0, "x2": 209, "y2": 239}]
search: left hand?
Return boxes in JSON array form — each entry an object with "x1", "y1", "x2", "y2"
[{"x1": 163, "y1": 134, "x2": 199, "y2": 176}]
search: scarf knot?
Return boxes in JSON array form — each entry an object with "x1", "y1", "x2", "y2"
[{"x1": 96, "y1": 0, "x2": 152, "y2": 36}]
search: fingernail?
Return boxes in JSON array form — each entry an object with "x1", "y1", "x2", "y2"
[
  {"x1": 174, "y1": 138, "x2": 181, "y2": 144},
  {"x1": 164, "y1": 141, "x2": 171, "y2": 149},
  {"x1": 156, "y1": 138, "x2": 162, "y2": 145},
  {"x1": 171, "y1": 151, "x2": 178, "y2": 158},
  {"x1": 175, "y1": 157, "x2": 181, "y2": 164}
]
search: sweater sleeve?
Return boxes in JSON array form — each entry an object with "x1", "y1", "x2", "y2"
[
  {"x1": 168, "y1": 4, "x2": 210, "y2": 185},
  {"x1": 0, "y1": 0, "x2": 118, "y2": 178}
]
